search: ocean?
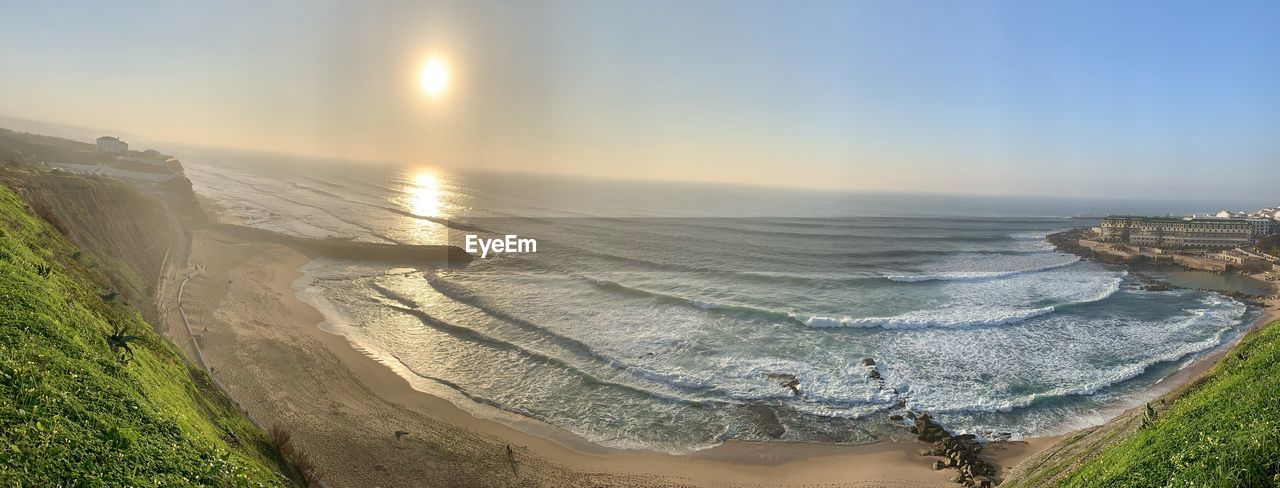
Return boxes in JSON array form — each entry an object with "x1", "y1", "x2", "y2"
[{"x1": 175, "y1": 149, "x2": 1260, "y2": 454}]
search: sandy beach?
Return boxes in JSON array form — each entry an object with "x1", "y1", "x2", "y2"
[{"x1": 160, "y1": 229, "x2": 1059, "y2": 487}]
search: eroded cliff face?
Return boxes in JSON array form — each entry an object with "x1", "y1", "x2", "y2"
[
  {"x1": 0, "y1": 167, "x2": 178, "y2": 322},
  {"x1": 0, "y1": 181, "x2": 297, "y2": 487},
  {"x1": 159, "y1": 168, "x2": 208, "y2": 226}
]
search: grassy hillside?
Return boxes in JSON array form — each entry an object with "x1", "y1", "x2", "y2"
[
  {"x1": 0, "y1": 184, "x2": 297, "y2": 486},
  {"x1": 0, "y1": 167, "x2": 175, "y2": 323},
  {"x1": 1005, "y1": 318, "x2": 1280, "y2": 487},
  {"x1": 1257, "y1": 235, "x2": 1280, "y2": 257}
]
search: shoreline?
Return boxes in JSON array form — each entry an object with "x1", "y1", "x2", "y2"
[
  {"x1": 1142, "y1": 300, "x2": 1277, "y2": 407},
  {"x1": 1042, "y1": 227, "x2": 1280, "y2": 411},
  {"x1": 169, "y1": 228, "x2": 1057, "y2": 487},
  {"x1": 166, "y1": 227, "x2": 1279, "y2": 487}
]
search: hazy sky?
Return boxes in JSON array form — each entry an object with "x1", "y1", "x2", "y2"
[{"x1": 1, "y1": 0, "x2": 1278, "y2": 198}]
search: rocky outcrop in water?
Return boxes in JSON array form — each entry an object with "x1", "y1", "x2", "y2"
[
  {"x1": 1046, "y1": 228, "x2": 1092, "y2": 257},
  {"x1": 849, "y1": 356, "x2": 998, "y2": 484},
  {"x1": 765, "y1": 373, "x2": 802, "y2": 397},
  {"x1": 745, "y1": 404, "x2": 786, "y2": 439},
  {"x1": 856, "y1": 356, "x2": 997, "y2": 486},
  {"x1": 911, "y1": 413, "x2": 998, "y2": 487},
  {"x1": 861, "y1": 357, "x2": 885, "y2": 389}
]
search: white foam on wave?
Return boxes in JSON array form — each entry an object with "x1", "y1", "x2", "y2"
[
  {"x1": 885, "y1": 254, "x2": 1079, "y2": 282},
  {"x1": 900, "y1": 298, "x2": 1248, "y2": 414},
  {"x1": 795, "y1": 306, "x2": 1057, "y2": 329},
  {"x1": 1009, "y1": 229, "x2": 1068, "y2": 241},
  {"x1": 915, "y1": 334, "x2": 1228, "y2": 414},
  {"x1": 1084, "y1": 270, "x2": 1127, "y2": 302},
  {"x1": 690, "y1": 299, "x2": 716, "y2": 310},
  {"x1": 794, "y1": 269, "x2": 1126, "y2": 330},
  {"x1": 690, "y1": 355, "x2": 893, "y2": 408}
]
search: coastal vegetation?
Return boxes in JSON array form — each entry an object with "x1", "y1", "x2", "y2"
[
  {"x1": 1005, "y1": 317, "x2": 1280, "y2": 487},
  {"x1": 0, "y1": 184, "x2": 298, "y2": 485},
  {"x1": 1257, "y1": 235, "x2": 1280, "y2": 256},
  {"x1": 0, "y1": 165, "x2": 178, "y2": 324}
]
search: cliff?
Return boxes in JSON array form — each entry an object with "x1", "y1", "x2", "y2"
[
  {"x1": 0, "y1": 127, "x2": 207, "y2": 227},
  {"x1": 0, "y1": 166, "x2": 177, "y2": 323},
  {"x1": 158, "y1": 165, "x2": 208, "y2": 226},
  {"x1": 0, "y1": 184, "x2": 299, "y2": 485},
  {"x1": 0, "y1": 129, "x2": 209, "y2": 323}
]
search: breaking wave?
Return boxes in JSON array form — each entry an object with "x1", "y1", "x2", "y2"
[{"x1": 884, "y1": 255, "x2": 1079, "y2": 282}]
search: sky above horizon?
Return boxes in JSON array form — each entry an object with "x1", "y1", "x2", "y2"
[{"x1": 1, "y1": 0, "x2": 1278, "y2": 198}]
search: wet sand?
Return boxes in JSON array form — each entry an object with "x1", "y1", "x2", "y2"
[{"x1": 160, "y1": 229, "x2": 1076, "y2": 487}]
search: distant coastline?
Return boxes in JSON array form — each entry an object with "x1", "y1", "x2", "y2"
[{"x1": 1048, "y1": 227, "x2": 1277, "y2": 304}]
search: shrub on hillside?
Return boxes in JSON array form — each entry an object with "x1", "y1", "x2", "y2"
[{"x1": 28, "y1": 199, "x2": 69, "y2": 237}]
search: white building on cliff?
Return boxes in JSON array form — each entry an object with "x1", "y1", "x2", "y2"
[{"x1": 96, "y1": 136, "x2": 128, "y2": 153}]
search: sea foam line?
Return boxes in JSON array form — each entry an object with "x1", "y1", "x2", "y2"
[
  {"x1": 573, "y1": 269, "x2": 1126, "y2": 330},
  {"x1": 796, "y1": 271, "x2": 1125, "y2": 329},
  {"x1": 794, "y1": 307, "x2": 1058, "y2": 330},
  {"x1": 906, "y1": 300, "x2": 1248, "y2": 414},
  {"x1": 884, "y1": 255, "x2": 1079, "y2": 282}
]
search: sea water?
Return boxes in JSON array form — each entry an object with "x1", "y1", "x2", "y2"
[{"x1": 176, "y1": 149, "x2": 1260, "y2": 454}]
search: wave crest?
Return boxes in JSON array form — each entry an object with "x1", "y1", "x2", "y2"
[
  {"x1": 795, "y1": 307, "x2": 1057, "y2": 330},
  {"x1": 884, "y1": 255, "x2": 1079, "y2": 282}
]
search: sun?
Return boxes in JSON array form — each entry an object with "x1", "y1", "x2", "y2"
[{"x1": 420, "y1": 59, "x2": 449, "y2": 97}]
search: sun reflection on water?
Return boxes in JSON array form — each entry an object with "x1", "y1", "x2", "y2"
[{"x1": 408, "y1": 170, "x2": 442, "y2": 218}]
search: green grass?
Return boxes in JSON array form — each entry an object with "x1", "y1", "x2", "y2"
[
  {"x1": 0, "y1": 167, "x2": 178, "y2": 324},
  {"x1": 1058, "y1": 318, "x2": 1280, "y2": 487},
  {"x1": 1257, "y1": 235, "x2": 1280, "y2": 257},
  {"x1": 0, "y1": 184, "x2": 296, "y2": 486}
]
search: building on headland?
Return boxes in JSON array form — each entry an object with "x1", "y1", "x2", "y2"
[
  {"x1": 1207, "y1": 208, "x2": 1280, "y2": 237},
  {"x1": 96, "y1": 136, "x2": 128, "y2": 153},
  {"x1": 1248, "y1": 207, "x2": 1279, "y2": 218},
  {"x1": 1244, "y1": 217, "x2": 1277, "y2": 238},
  {"x1": 1095, "y1": 216, "x2": 1253, "y2": 249},
  {"x1": 48, "y1": 141, "x2": 179, "y2": 184}
]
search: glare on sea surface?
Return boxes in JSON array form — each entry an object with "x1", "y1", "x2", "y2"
[
  {"x1": 420, "y1": 59, "x2": 449, "y2": 97},
  {"x1": 408, "y1": 170, "x2": 442, "y2": 218}
]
